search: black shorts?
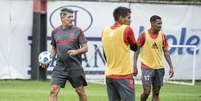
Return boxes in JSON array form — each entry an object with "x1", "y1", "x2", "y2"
[
  {"x1": 51, "y1": 65, "x2": 87, "y2": 88},
  {"x1": 106, "y1": 78, "x2": 135, "y2": 101},
  {"x1": 142, "y1": 68, "x2": 165, "y2": 86}
]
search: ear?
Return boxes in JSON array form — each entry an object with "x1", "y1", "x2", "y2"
[
  {"x1": 118, "y1": 16, "x2": 124, "y2": 23},
  {"x1": 150, "y1": 21, "x2": 155, "y2": 26},
  {"x1": 119, "y1": 16, "x2": 123, "y2": 20}
]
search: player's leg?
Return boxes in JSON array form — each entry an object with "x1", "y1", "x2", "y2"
[
  {"x1": 49, "y1": 63, "x2": 68, "y2": 101},
  {"x1": 49, "y1": 74, "x2": 66, "y2": 101},
  {"x1": 49, "y1": 74, "x2": 67, "y2": 101},
  {"x1": 141, "y1": 84, "x2": 151, "y2": 101},
  {"x1": 106, "y1": 78, "x2": 121, "y2": 101},
  {"x1": 75, "y1": 85, "x2": 88, "y2": 101},
  {"x1": 49, "y1": 84, "x2": 61, "y2": 101},
  {"x1": 152, "y1": 69, "x2": 165, "y2": 101},
  {"x1": 69, "y1": 74, "x2": 88, "y2": 101},
  {"x1": 152, "y1": 86, "x2": 161, "y2": 101},
  {"x1": 115, "y1": 78, "x2": 135, "y2": 101},
  {"x1": 141, "y1": 69, "x2": 154, "y2": 101}
]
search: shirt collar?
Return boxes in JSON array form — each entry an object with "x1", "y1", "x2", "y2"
[{"x1": 111, "y1": 22, "x2": 122, "y2": 29}]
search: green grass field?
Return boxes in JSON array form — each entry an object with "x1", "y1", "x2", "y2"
[{"x1": 0, "y1": 80, "x2": 201, "y2": 101}]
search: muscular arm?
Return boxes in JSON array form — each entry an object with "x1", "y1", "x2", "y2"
[
  {"x1": 133, "y1": 48, "x2": 140, "y2": 76},
  {"x1": 134, "y1": 32, "x2": 145, "y2": 69},
  {"x1": 134, "y1": 48, "x2": 140, "y2": 68},
  {"x1": 162, "y1": 34, "x2": 174, "y2": 78},
  {"x1": 163, "y1": 48, "x2": 174, "y2": 78}
]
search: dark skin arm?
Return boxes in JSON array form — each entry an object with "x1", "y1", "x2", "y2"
[
  {"x1": 134, "y1": 48, "x2": 140, "y2": 76},
  {"x1": 163, "y1": 48, "x2": 174, "y2": 78}
]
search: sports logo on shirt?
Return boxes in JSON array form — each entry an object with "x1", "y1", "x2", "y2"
[{"x1": 152, "y1": 42, "x2": 158, "y2": 49}]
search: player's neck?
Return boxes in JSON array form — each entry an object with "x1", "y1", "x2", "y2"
[
  {"x1": 62, "y1": 24, "x2": 72, "y2": 29},
  {"x1": 149, "y1": 28, "x2": 159, "y2": 35}
]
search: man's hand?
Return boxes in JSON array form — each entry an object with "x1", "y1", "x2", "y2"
[
  {"x1": 169, "y1": 68, "x2": 174, "y2": 78},
  {"x1": 67, "y1": 50, "x2": 79, "y2": 56},
  {"x1": 40, "y1": 64, "x2": 49, "y2": 69},
  {"x1": 133, "y1": 66, "x2": 138, "y2": 76}
]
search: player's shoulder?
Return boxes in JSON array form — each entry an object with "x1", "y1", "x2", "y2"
[
  {"x1": 71, "y1": 26, "x2": 83, "y2": 32},
  {"x1": 103, "y1": 26, "x2": 111, "y2": 32},
  {"x1": 140, "y1": 31, "x2": 146, "y2": 36},
  {"x1": 159, "y1": 31, "x2": 165, "y2": 35},
  {"x1": 137, "y1": 32, "x2": 146, "y2": 39},
  {"x1": 122, "y1": 25, "x2": 134, "y2": 33},
  {"x1": 159, "y1": 31, "x2": 166, "y2": 38},
  {"x1": 122, "y1": 24, "x2": 131, "y2": 29},
  {"x1": 52, "y1": 26, "x2": 61, "y2": 34}
]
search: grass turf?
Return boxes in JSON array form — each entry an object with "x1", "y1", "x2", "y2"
[{"x1": 0, "y1": 80, "x2": 201, "y2": 101}]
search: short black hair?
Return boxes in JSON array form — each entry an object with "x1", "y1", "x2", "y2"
[
  {"x1": 60, "y1": 8, "x2": 74, "y2": 13},
  {"x1": 113, "y1": 6, "x2": 131, "y2": 21},
  {"x1": 150, "y1": 15, "x2": 161, "y2": 23}
]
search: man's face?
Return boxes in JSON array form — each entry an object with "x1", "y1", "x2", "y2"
[
  {"x1": 151, "y1": 19, "x2": 162, "y2": 32},
  {"x1": 119, "y1": 13, "x2": 131, "y2": 25},
  {"x1": 60, "y1": 11, "x2": 73, "y2": 27}
]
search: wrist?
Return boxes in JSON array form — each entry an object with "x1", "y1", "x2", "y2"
[{"x1": 75, "y1": 49, "x2": 80, "y2": 55}]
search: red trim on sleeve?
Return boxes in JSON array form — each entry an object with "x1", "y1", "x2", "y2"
[
  {"x1": 137, "y1": 32, "x2": 146, "y2": 48},
  {"x1": 124, "y1": 26, "x2": 136, "y2": 46},
  {"x1": 162, "y1": 34, "x2": 168, "y2": 49},
  {"x1": 79, "y1": 29, "x2": 87, "y2": 44}
]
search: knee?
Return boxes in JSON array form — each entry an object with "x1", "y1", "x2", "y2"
[
  {"x1": 153, "y1": 92, "x2": 159, "y2": 96},
  {"x1": 50, "y1": 85, "x2": 59, "y2": 96},
  {"x1": 143, "y1": 88, "x2": 151, "y2": 97},
  {"x1": 143, "y1": 92, "x2": 150, "y2": 97},
  {"x1": 153, "y1": 87, "x2": 160, "y2": 96},
  {"x1": 153, "y1": 90, "x2": 160, "y2": 96},
  {"x1": 75, "y1": 86, "x2": 86, "y2": 96}
]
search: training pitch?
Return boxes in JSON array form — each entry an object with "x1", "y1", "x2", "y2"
[{"x1": 0, "y1": 80, "x2": 201, "y2": 101}]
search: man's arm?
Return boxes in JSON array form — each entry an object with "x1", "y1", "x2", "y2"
[
  {"x1": 124, "y1": 26, "x2": 138, "y2": 75},
  {"x1": 67, "y1": 43, "x2": 88, "y2": 56},
  {"x1": 133, "y1": 48, "x2": 140, "y2": 76},
  {"x1": 78, "y1": 43, "x2": 88, "y2": 54},
  {"x1": 124, "y1": 26, "x2": 138, "y2": 51},
  {"x1": 51, "y1": 45, "x2": 57, "y2": 58},
  {"x1": 68, "y1": 29, "x2": 88, "y2": 56},
  {"x1": 162, "y1": 34, "x2": 174, "y2": 78},
  {"x1": 163, "y1": 48, "x2": 174, "y2": 78}
]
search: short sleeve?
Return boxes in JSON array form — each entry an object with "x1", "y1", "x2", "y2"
[
  {"x1": 78, "y1": 29, "x2": 87, "y2": 44},
  {"x1": 162, "y1": 34, "x2": 168, "y2": 49},
  {"x1": 137, "y1": 32, "x2": 146, "y2": 48},
  {"x1": 123, "y1": 26, "x2": 136, "y2": 45}
]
